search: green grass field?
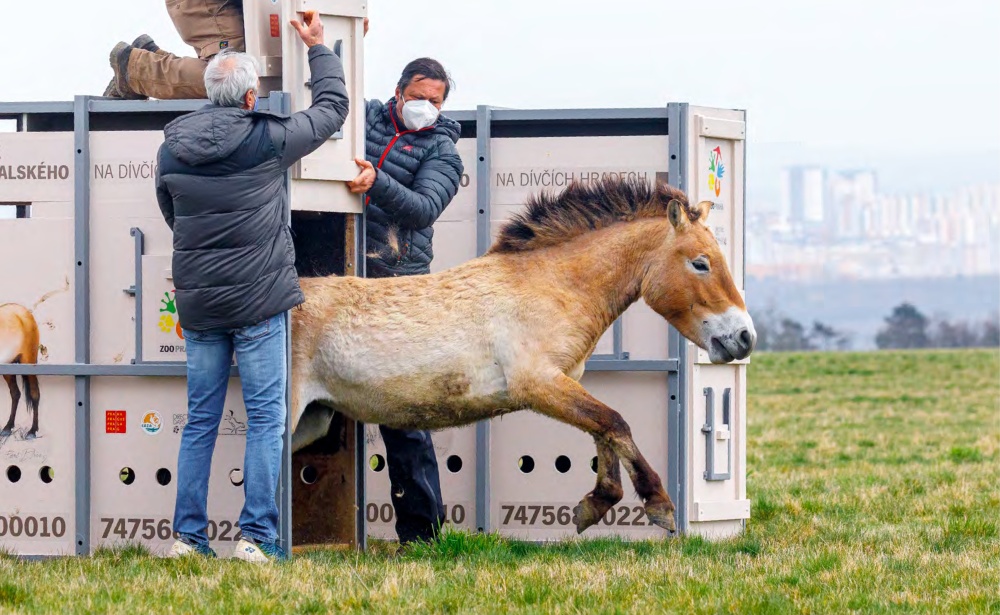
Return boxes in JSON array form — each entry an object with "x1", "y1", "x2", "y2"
[{"x1": 2, "y1": 349, "x2": 998, "y2": 614}]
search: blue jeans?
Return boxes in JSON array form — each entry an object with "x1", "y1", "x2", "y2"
[{"x1": 174, "y1": 313, "x2": 287, "y2": 547}]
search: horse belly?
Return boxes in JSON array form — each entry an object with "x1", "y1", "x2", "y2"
[{"x1": 326, "y1": 362, "x2": 513, "y2": 431}]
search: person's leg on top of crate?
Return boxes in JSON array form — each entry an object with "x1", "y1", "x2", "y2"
[{"x1": 104, "y1": 0, "x2": 245, "y2": 100}]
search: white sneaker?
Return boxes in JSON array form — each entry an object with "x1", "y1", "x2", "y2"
[
  {"x1": 232, "y1": 538, "x2": 273, "y2": 564},
  {"x1": 167, "y1": 539, "x2": 217, "y2": 558},
  {"x1": 168, "y1": 539, "x2": 195, "y2": 558}
]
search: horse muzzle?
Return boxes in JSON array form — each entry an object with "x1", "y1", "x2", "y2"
[
  {"x1": 709, "y1": 328, "x2": 755, "y2": 363},
  {"x1": 702, "y1": 308, "x2": 756, "y2": 363}
]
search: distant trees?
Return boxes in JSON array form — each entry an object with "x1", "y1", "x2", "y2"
[
  {"x1": 875, "y1": 303, "x2": 930, "y2": 349},
  {"x1": 749, "y1": 302, "x2": 998, "y2": 352},
  {"x1": 751, "y1": 307, "x2": 852, "y2": 352},
  {"x1": 875, "y1": 303, "x2": 999, "y2": 350}
]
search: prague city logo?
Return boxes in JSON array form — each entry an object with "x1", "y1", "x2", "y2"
[
  {"x1": 708, "y1": 145, "x2": 725, "y2": 198},
  {"x1": 140, "y1": 411, "x2": 163, "y2": 436},
  {"x1": 158, "y1": 291, "x2": 184, "y2": 340}
]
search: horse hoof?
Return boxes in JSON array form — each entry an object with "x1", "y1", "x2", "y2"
[
  {"x1": 645, "y1": 501, "x2": 677, "y2": 533},
  {"x1": 572, "y1": 501, "x2": 601, "y2": 534},
  {"x1": 24, "y1": 432, "x2": 37, "y2": 440},
  {"x1": 0, "y1": 429, "x2": 11, "y2": 438}
]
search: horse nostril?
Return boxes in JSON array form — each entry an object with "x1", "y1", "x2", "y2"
[{"x1": 739, "y1": 329, "x2": 753, "y2": 350}]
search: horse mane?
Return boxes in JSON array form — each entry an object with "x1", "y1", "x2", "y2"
[{"x1": 489, "y1": 177, "x2": 693, "y2": 254}]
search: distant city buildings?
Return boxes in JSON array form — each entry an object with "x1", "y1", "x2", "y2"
[
  {"x1": 748, "y1": 166, "x2": 999, "y2": 281},
  {"x1": 780, "y1": 166, "x2": 826, "y2": 230}
]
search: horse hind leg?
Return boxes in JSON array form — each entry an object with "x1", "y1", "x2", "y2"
[
  {"x1": 2, "y1": 375, "x2": 20, "y2": 436},
  {"x1": 572, "y1": 440, "x2": 624, "y2": 533},
  {"x1": 23, "y1": 375, "x2": 39, "y2": 439},
  {"x1": 518, "y1": 373, "x2": 676, "y2": 534}
]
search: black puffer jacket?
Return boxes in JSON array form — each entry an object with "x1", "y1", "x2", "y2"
[
  {"x1": 156, "y1": 46, "x2": 349, "y2": 331},
  {"x1": 364, "y1": 98, "x2": 463, "y2": 277}
]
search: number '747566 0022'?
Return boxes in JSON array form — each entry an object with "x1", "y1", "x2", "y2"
[
  {"x1": 500, "y1": 503, "x2": 650, "y2": 528},
  {"x1": 98, "y1": 517, "x2": 242, "y2": 542}
]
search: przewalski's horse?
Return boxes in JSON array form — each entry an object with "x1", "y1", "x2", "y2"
[
  {"x1": 1, "y1": 305, "x2": 42, "y2": 439},
  {"x1": 0, "y1": 280, "x2": 67, "y2": 439},
  {"x1": 291, "y1": 178, "x2": 755, "y2": 534}
]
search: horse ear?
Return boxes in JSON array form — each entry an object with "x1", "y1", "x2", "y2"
[
  {"x1": 693, "y1": 200, "x2": 713, "y2": 222},
  {"x1": 667, "y1": 199, "x2": 687, "y2": 229}
]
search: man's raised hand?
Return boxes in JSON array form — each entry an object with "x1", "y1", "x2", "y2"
[{"x1": 290, "y1": 11, "x2": 325, "y2": 48}]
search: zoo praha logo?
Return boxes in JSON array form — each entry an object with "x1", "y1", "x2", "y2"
[
  {"x1": 708, "y1": 146, "x2": 725, "y2": 198},
  {"x1": 140, "y1": 411, "x2": 163, "y2": 436},
  {"x1": 158, "y1": 291, "x2": 184, "y2": 340}
]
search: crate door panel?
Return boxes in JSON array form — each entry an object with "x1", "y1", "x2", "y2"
[
  {"x1": 365, "y1": 424, "x2": 477, "y2": 539},
  {"x1": 91, "y1": 377, "x2": 248, "y2": 554}
]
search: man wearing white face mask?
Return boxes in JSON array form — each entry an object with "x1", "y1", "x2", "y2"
[{"x1": 346, "y1": 57, "x2": 463, "y2": 545}]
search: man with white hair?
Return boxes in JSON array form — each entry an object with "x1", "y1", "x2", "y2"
[{"x1": 154, "y1": 11, "x2": 348, "y2": 564}]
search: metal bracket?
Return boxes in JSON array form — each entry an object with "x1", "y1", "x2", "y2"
[
  {"x1": 127, "y1": 228, "x2": 145, "y2": 364},
  {"x1": 584, "y1": 359, "x2": 677, "y2": 372},
  {"x1": 701, "y1": 387, "x2": 732, "y2": 481}
]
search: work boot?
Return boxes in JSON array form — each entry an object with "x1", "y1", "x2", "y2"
[
  {"x1": 132, "y1": 34, "x2": 161, "y2": 54},
  {"x1": 105, "y1": 41, "x2": 146, "y2": 100}
]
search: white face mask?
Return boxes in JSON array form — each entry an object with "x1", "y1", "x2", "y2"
[{"x1": 400, "y1": 98, "x2": 440, "y2": 131}]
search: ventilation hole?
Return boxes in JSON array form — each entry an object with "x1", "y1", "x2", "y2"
[
  {"x1": 591, "y1": 456, "x2": 599, "y2": 474},
  {"x1": 517, "y1": 455, "x2": 535, "y2": 473},
  {"x1": 229, "y1": 468, "x2": 244, "y2": 487},
  {"x1": 300, "y1": 465, "x2": 319, "y2": 485},
  {"x1": 369, "y1": 454, "x2": 386, "y2": 472},
  {"x1": 555, "y1": 455, "x2": 572, "y2": 473},
  {"x1": 446, "y1": 455, "x2": 463, "y2": 473},
  {"x1": 6, "y1": 465, "x2": 21, "y2": 483},
  {"x1": 120, "y1": 467, "x2": 135, "y2": 485},
  {"x1": 39, "y1": 466, "x2": 54, "y2": 483},
  {"x1": 156, "y1": 468, "x2": 172, "y2": 486}
]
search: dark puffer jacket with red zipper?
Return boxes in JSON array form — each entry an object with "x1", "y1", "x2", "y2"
[{"x1": 363, "y1": 97, "x2": 464, "y2": 278}]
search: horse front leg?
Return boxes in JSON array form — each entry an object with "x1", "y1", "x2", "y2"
[
  {"x1": 515, "y1": 373, "x2": 676, "y2": 533},
  {"x1": 572, "y1": 440, "x2": 624, "y2": 533},
  {"x1": 2, "y1": 375, "x2": 20, "y2": 436}
]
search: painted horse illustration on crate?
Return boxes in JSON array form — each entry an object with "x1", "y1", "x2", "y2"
[
  {"x1": 0, "y1": 280, "x2": 68, "y2": 440},
  {"x1": 290, "y1": 177, "x2": 756, "y2": 535}
]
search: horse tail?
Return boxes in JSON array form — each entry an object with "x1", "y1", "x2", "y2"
[
  {"x1": 31, "y1": 276, "x2": 70, "y2": 312},
  {"x1": 21, "y1": 374, "x2": 38, "y2": 415}
]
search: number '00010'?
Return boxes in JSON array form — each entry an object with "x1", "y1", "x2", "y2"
[
  {"x1": 367, "y1": 504, "x2": 466, "y2": 525},
  {"x1": 0, "y1": 516, "x2": 67, "y2": 538}
]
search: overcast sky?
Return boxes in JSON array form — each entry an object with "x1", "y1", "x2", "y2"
[{"x1": 0, "y1": 0, "x2": 998, "y2": 155}]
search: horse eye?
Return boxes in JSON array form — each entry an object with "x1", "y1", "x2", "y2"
[{"x1": 691, "y1": 259, "x2": 710, "y2": 273}]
